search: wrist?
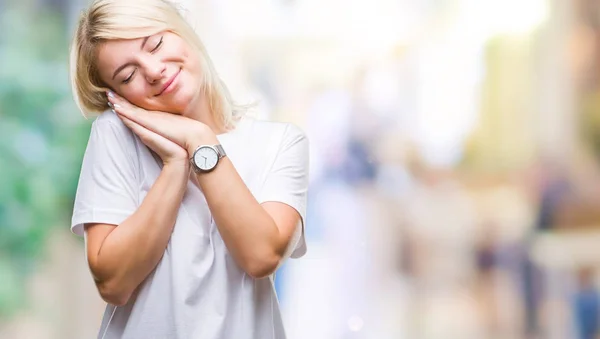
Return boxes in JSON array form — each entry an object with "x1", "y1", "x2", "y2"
[
  {"x1": 186, "y1": 124, "x2": 219, "y2": 155},
  {"x1": 163, "y1": 158, "x2": 190, "y2": 170}
]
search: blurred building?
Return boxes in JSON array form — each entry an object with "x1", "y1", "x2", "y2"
[{"x1": 5, "y1": 0, "x2": 600, "y2": 338}]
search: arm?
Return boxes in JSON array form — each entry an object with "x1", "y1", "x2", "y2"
[
  {"x1": 107, "y1": 94, "x2": 308, "y2": 279},
  {"x1": 85, "y1": 162, "x2": 188, "y2": 306},
  {"x1": 82, "y1": 111, "x2": 190, "y2": 306},
  {"x1": 198, "y1": 157, "x2": 301, "y2": 278},
  {"x1": 189, "y1": 128, "x2": 306, "y2": 279}
]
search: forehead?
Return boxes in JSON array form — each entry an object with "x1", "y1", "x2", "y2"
[
  {"x1": 96, "y1": 37, "x2": 145, "y2": 78},
  {"x1": 97, "y1": 37, "x2": 144, "y2": 62}
]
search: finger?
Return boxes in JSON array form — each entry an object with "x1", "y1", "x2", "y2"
[
  {"x1": 107, "y1": 91, "x2": 143, "y2": 120},
  {"x1": 108, "y1": 91, "x2": 176, "y2": 135},
  {"x1": 117, "y1": 114, "x2": 145, "y2": 138},
  {"x1": 116, "y1": 113, "x2": 136, "y2": 131},
  {"x1": 107, "y1": 91, "x2": 192, "y2": 150},
  {"x1": 123, "y1": 110, "x2": 187, "y2": 147},
  {"x1": 125, "y1": 108, "x2": 172, "y2": 131},
  {"x1": 117, "y1": 113, "x2": 169, "y2": 145},
  {"x1": 107, "y1": 90, "x2": 129, "y2": 106}
]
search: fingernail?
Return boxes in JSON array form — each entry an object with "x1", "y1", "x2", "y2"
[
  {"x1": 113, "y1": 104, "x2": 121, "y2": 109},
  {"x1": 111, "y1": 108, "x2": 116, "y2": 114},
  {"x1": 108, "y1": 102, "x2": 114, "y2": 108},
  {"x1": 107, "y1": 91, "x2": 115, "y2": 98}
]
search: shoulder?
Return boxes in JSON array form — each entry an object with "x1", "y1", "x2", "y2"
[
  {"x1": 90, "y1": 109, "x2": 136, "y2": 143},
  {"x1": 93, "y1": 109, "x2": 129, "y2": 132},
  {"x1": 244, "y1": 117, "x2": 307, "y2": 145},
  {"x1": 85, "y1": 110, "x2": 138, "y2": 160},
  {"x1": 246, "y1": 119, "x2": 309, "y2": 166}
]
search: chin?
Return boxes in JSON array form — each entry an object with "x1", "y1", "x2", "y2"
[{"x1": 162, "y1": 86, "x2": 198, "y2": 115}]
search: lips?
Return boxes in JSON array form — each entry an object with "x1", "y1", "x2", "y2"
[{"x1": 156, "y1": 68, "x2": 181, "y2": 96}]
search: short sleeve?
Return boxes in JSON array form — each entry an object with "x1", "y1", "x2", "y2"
[
  {"x1": 71, "y1": 116, "x2": 139, "y2": 236},
  {"x1": 259, "y1": 124, "x2": 309, "y2": 259}
]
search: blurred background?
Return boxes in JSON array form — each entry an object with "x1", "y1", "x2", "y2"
[{"x1": 3, "y1": 0, "x2": 600, "y2": 338}]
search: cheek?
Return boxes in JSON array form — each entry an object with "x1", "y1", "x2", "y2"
[
  {"x1": 120, "y1": 84, "x2": 150, "y2": 107},
  {"x1": 179, "y1": 39, "x2": 191, "y2": 58},
  {"x1": 183, "y1": 72, "x2": 202, "y2": 97},
  {"x1": 180, "y1": 46, "x2": 200, "y2": 74},
  {"x1": 189, "y1": 61, "x2": 204, "y2": 87}
]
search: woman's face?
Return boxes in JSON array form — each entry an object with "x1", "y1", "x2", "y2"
[{"x1": 97, "y1": 31, "x2": 203, "y2": 114}]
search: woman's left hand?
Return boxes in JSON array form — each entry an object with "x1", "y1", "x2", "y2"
[{"x1": 108, "y1": 91, "x2": 218, "y2": 155}]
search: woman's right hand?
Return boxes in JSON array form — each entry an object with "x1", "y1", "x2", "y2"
[{"x1": 117, "y1": 112, "x2": 188, "y2": 166}]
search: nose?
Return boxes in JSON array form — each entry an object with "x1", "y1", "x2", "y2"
[{"x1": 143, "y1": 57, "x2": 166, "y2": 84}]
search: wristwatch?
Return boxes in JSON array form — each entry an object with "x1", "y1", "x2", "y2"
[{"x1": 190, "y1": 144, "x2": 227, "y2": 173}]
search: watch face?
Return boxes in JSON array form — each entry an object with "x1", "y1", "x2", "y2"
[{"x1": 193, "y1": 146, "x2": 219, "y2": 171}]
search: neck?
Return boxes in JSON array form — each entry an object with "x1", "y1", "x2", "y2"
[{"x1": 183, "y1": 92, "x2": 227, "y2": 135}]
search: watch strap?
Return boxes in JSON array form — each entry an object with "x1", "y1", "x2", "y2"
[{"x1": 214, "y1": 144, "x2": 227, "y2": 159}]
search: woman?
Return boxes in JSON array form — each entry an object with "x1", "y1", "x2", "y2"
[{"x1": 69, "y1": 0, "x2": 308, "y2": 338}]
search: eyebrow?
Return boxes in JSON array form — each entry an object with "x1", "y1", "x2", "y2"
[{"x1": 111, "y1": 36, "x2": 150, "y2": 80}]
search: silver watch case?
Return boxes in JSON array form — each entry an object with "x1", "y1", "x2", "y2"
[{"x1": 190, "y1": 144, "x2": 226, "y2": 173}]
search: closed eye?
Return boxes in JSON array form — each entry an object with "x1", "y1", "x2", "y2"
[
  {"x1": 151, "y1": 36, "x2": 163, "y2": 53},
  {"x1": 122, "y1": 69, "x2": 136, "y2": 84}
]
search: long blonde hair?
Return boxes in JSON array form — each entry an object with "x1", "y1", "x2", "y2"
[{"x1": 69, "y1": 0, "x2": 244, "y2": 129}]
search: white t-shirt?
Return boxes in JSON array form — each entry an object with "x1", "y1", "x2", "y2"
[{"x1": 71, "y1": 110, "x2": 308, "y2": 339}]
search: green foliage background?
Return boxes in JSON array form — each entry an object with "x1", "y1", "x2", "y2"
[{"x1": 0, "y1": 3, "x2": 92, "y2": 318}]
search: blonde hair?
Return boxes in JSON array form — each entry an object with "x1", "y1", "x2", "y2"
[{"x1": 69, "y1": 0, "x2": 244, "y2": 129}]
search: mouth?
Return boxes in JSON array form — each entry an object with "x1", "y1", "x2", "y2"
[{"x1": 155, "y1": 68, "x2": 182, "y2": 96}]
